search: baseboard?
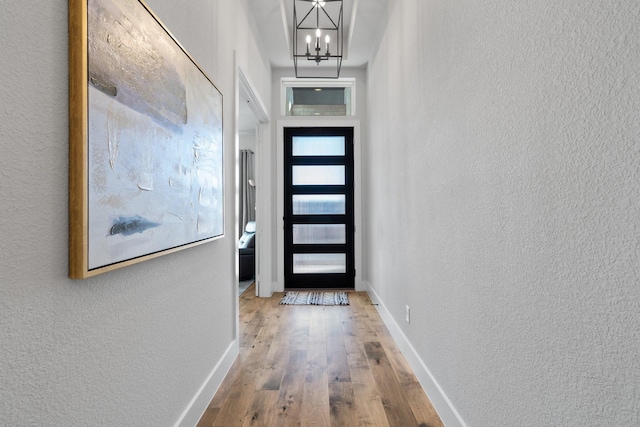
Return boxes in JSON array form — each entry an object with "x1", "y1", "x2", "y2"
[
  {"x1": 365, "y1": 283, "x2": 467, "y2": 427},
  {"x1": 257, "y1": 279, "x2": 276, "y2": 297},
  {"x1": 174, "y1": 339, "x2": 239, "y2": 427}
]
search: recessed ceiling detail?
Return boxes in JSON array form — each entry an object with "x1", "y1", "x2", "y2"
[{"x1": 247, "y1": 0, "x2": 388, "y2": 71}]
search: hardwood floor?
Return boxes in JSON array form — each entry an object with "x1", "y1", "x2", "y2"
[{"x1": 197, "y1": 286, "x2": 443, "y2": 427}]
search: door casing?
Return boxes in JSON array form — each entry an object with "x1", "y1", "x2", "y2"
[{"x1": 270, "y1": 119, "x2": 364, "y2": 294}]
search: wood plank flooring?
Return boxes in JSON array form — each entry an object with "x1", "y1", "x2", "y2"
[{"x1": 197, "y1": 286, "x2": 443, "y2": 427}]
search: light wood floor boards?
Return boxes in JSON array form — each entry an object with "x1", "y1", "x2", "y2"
[{"x1": 197, "y1": 286, "x2": 443, "y2": 427}]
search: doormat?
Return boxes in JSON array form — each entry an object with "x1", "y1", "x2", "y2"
[{"x1": 280, "y1": 291, "x2": 349, "y2": 306}]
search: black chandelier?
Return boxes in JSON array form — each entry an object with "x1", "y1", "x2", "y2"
[{"x1": 293, "y1": 0, "x2": 343, "y2": 78}]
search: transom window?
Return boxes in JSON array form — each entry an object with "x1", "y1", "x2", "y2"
[{"x1": 282, "y1": 78, "x2": 355, "y2": 117}]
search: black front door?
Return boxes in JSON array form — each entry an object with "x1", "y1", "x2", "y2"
[{"x1": 284, "y1": 127, "x2": 355, "y2": 289}]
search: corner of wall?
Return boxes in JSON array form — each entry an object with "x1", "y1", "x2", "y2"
[
  {"x1": 173, "y1": 340, "x2": 239, "y2": 427},
  {"x1": 365, "y1": 283, "x2": 467, "y2": 427}
]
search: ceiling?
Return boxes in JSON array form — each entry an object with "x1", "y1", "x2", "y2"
[
  {"x1": 240, "y1": 0, "x2": 387, "y2": 132},
  {"x1": 247, "y1": 0, "x2": 388, "y2": 71}
]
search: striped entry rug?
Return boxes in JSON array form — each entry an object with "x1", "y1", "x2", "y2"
[{"x1": 280, "y1": 291, "x2": 349, "y2": 306}]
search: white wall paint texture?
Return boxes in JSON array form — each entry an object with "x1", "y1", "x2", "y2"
[
  {"x1": 0, "y1": 0, "x2": 270, "y2": 425},
  {"x1": 366, "y1": 1, "x2": 640, "y2": 425}
]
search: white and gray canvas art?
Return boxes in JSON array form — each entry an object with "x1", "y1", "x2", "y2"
[{"x1": 87, "y1": 0, "x2": 223, "y2": 269}]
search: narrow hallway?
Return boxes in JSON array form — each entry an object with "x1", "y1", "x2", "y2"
[{"x1": 197, "y1": 287, "x2": 443, "y2": 426}]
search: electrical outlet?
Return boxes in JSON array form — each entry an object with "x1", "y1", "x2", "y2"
[{"x1": 405, "y1": 305, "x2": 410, "y2": 323}]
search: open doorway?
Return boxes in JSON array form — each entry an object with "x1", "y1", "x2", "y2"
[
  {"x1": 236, "y1": 68, "x2": 269, "y2": 297},
  {"x1": 238, "y1": 100, "x2": 257, "y2": 296}
]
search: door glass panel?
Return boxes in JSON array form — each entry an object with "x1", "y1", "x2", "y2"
[
  {"x1": 292, "y1": 194, "x2": 346, "y2": 215},
  {"x1": 293, "y1": 253, "x2": 346, "y2": 274},
  {"x1": 293, "y1": 224, "x2": 346, "y2": 244},
  {"x1": 292, "y1": 165, "x2": 345, "y2": 186},
  {"x1": 292, "y1": 136, "x2": 345, "y2": 156}
]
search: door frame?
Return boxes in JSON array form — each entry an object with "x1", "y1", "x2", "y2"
[
  {"x1": 274, "y1": 119, "x2": 364, "y2": 293},
  {"x1": 237, "y1": 67, "x2": 270, "y2": 299},
  {"x1": 283, "y1": 126, "x2": 355, "y2": 289},
  {"x1": 233, "y1": 59, "x2": 270, "y2": 349}
]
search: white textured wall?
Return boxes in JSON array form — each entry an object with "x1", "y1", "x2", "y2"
[
  {"x1": 239, "y1": 133, "x2": 256, "y2": 151},
  {"x1": 0, "y1": 0, "x2": 270, "y2": 425},
  {"x1": 365, "y1": 1, "x2": 640, "y2": 425}
]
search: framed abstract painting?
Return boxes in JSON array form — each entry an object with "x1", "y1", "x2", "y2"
[{"x1": 69, "y1": 0, "x2": 224, "y2": 278}]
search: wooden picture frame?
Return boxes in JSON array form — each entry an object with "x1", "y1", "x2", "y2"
[{"x1": 69, "y1": 0, "x2": 224, "y2": 279}]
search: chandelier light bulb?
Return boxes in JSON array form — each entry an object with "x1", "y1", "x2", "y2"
[{"x1": 316, "y1": 28, "x2": 321, "y2": 38}]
